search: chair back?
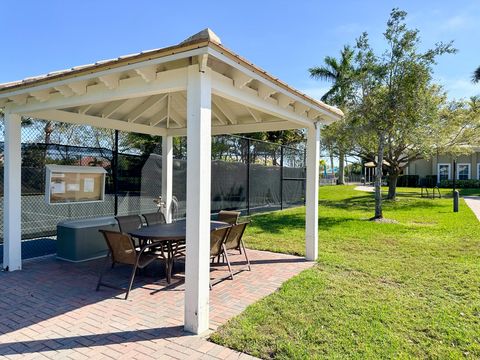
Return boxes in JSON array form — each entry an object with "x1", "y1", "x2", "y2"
[
  {"x1": 171, "y1": 196, "x2": 179, "y2": 222},
  {"x1": 100, "y1": 230, "x2": 137, "y2": 265},
  {"x1": 142, "y1": 212, "x2": 166, "y2": 226},
  {"x1": 115, "y1": 215, "x2": 142, "y2": 234},
  {"x1": 218, "y1": 210, "x2": 240, "y2": 225},
  {"x1": 210, "y1": 227, "x2": 230, "y2": 257},
  {"x1": 224, "y1": 222, "x2": 249, "y2": 251}
]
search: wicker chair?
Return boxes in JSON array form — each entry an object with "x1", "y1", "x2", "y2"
[
  {"x1": 115, "y1": 214, "x2": 144, "y2": 247},
  {"x1": 209, "y1": 227, "x2": 233, "y2": 287},
  {"x1": 224, "y1": 222, "x2": 251, "y2": 272},
  {"x1": 142, "y1": 212, "x2": 166, "y2": 226},
  {"x1": 115, "y1": 215, "x2": 143, "y2": 233},
  {"x1": 217, "y1": 210, "x2": 241, "y2": 225},
  {"x1": 96, "y1": 230, "x2": 158, "y2": 300}
]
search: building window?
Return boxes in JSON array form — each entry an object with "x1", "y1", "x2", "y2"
[
  {"x1": 437, "y1": 163, "x2": 450, "y2": 183},
  {"x1": 457, "y1": 163, "x2": 471, "y2": 180}
]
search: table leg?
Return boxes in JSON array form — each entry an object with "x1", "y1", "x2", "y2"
[{"x1": 166, "y1": 241, "x2": 173, "y2": 284}]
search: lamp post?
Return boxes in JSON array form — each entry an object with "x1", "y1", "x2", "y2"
[
  {"x1": 452, "y1": 159, "x2": 456, "y2": 192},
  {"x1": 453, "y1": 159, "x2": 459, "y2": 212}
]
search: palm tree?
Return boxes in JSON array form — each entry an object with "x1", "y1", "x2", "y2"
[
  {"x1": 309, "y1": 45, "x2": 355, "y2": 184},
  {"x1": 474, "y1": 66, "x2": 480, "y2": 83}
]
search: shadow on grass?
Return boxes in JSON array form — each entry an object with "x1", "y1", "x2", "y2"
[
  {"x1": 249, "y1": 212, "x2": 358, "y2": 233},
  {"x1": 249, "y1": 189, "x2": 454, "y2": 236},
  {"x1": 321, "y1": 192, "x2": 448, "y2": 212}
]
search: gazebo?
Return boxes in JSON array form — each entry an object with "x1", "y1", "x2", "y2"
[{"x1": 0, "y1": 29, "x2": 342, "y2": 334}]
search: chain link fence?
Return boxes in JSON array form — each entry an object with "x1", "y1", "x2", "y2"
[{"x1": 0, "y1": 119, "x2": 306, "y2": 259}]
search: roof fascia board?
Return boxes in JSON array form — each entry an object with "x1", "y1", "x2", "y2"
[
  {"x1": 0, "y1": 46, "x2": 208, "y2": 98},
  {"x1": 211, "y1": 70, "x2": 313, "y2": 128},
  {"x1": 207, "y1": 45, "x2": 341, "y2": 122},
  {"x1": 7, "y1": 67, "x2": 188, "y2": 114}
]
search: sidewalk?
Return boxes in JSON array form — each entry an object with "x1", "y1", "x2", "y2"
[{"x1": 463, "y1": 196, "x2": 480, "y2": 221}]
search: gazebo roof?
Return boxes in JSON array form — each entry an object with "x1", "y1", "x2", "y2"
[{"x1": 0, "y1": 29, "x2": 342, "y2": 136}]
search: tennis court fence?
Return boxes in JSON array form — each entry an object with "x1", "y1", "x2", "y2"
[{"x1": 0, "y1": 120, "x2": 307, "y2": 258}]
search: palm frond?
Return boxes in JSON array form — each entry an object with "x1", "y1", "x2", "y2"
[
  {"x1": 473, "y1": 66, "x2": 480, "y2": 83},
  {"x1": 321, "y1": 87, "x2": 338, "y2": 103},
  {"x1": 309, "y1": 66, "x2": 336, "y2": 82}
]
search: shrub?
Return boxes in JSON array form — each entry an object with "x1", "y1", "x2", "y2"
[
  {"x1": 439, "y1": 179, "x2": 480, "y2": 188},
  {"x1": 397, "y1": 175, "x2": 419, "y2": 187}
]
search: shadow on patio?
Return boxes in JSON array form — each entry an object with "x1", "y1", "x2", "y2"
[{"x1": 0, "y1": 249, "x2": 313, "y2": 359}]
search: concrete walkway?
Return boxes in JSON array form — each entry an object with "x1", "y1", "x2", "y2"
[
  {"x1": 354, "y1": 185, "x2": 374, "y2": 192},
  {"x1": 464, "y1": 196, "x2": 480, "y2": 221}
]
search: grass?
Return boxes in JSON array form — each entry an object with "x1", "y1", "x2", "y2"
[{"x1": 210, "y1": 186, "x2": 480, "y2": 359}]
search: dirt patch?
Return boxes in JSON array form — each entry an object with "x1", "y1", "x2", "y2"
[{"x1": 370, "y1": 218, "x2": 399, "y2": 224}]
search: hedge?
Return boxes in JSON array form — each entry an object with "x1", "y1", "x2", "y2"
[{"x1": 439, "y1": 179, "x2": 480, "y2": 188}]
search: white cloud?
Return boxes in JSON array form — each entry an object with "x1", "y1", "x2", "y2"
[
  {"x1": 437, "y1": 76, "x2": 480, "y2": 100},
  {"x1": 334, "y1": 23, "x2": 363, "y2": 35},
  {"x1": 440, "y1": 14, "x2": 474, "y2": 31}
]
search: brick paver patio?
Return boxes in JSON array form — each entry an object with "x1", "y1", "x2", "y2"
[{"x1": 0, "y1": 249, "x2": 313, "y2": 359}]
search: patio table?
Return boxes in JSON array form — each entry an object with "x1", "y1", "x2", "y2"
[{"x1": 129, "y1": 220, "x2": 230, "y2": 283}]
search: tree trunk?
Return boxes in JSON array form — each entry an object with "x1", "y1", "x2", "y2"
[
  {"x1": 330, "y1": 154, "x2": 335, "y2": 178},
  {"x1": 44, "y1": 121, "x2": 53, "y2": 144},
  {"x1": 338, "y1": 150, "x2": 345, "y2": 184},
  {"x1": 387, "y1": 172, "x2": 398, "y2": 200},
  {"x1": 373, "y1": 132, "x2": 386, "y2": 219}
]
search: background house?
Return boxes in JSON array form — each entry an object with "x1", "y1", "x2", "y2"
[{"x1": 406, "y1": 148, "x2": 480, "y2": 183}]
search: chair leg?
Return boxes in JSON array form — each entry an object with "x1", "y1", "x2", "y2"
[
  {"x1": 240, "y1": 240, "x2": 251, "y2": 271},
  {"x1": 96, "y1": 253, "x2": 112, "y2": 291},
  {"x1": 222, "y1": 244, "x2": 234, "y2": 280},
  {"x1": 125, "y1": 264, "x2": 138, "y2": 300}
]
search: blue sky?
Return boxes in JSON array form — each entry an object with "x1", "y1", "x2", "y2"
[{"x1": 1, "y1": 0, "x2": 479, "y2": 101}]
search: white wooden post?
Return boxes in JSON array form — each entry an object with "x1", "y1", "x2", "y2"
[
  {"x1": 305, "y1": 124, "x2": 320, "y2": 261},
  {"x1": 161, "y1": 135, "x2": 173, "y2": 223},
  {"x1": 3, "y1": 111, "x2": 22, "y2": 271},
  {"x1": 184, "y1": 63, "x2": 212, "y2": 334}
]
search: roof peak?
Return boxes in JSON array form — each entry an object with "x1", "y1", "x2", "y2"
[{"x1": 180, "y1": 28, "x2": 222, "y2": 45}]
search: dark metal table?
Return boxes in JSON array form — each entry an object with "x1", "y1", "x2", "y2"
[{"x1": 129, "y1": 220, "x2": 230, "y2": 283}]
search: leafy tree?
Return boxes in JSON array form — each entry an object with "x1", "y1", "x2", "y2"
[
  {"x1": 350, "y1": 8, "x2": 457, "y2": 218},
  {"x1": 309, "y1": 46, "x2": 355, "y2": 184}
]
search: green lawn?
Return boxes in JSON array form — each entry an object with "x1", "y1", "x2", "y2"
[{"x1": 210, "y1": 186, "x2": 480, "y2": 359}]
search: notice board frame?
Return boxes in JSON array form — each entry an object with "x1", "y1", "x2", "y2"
[{"x1": 45, "y1": 165, "x2": 107, "y2": 205}]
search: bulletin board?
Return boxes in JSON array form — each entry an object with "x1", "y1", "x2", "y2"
[{"x1": 45, "y1": 165, "x2": 107, "y2": 204}]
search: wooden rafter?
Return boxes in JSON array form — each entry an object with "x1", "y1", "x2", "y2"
[
  {"x1": 101, "y1": 99, "x2": 129, "y2": 118},
  {"x1": 77, "y1": 104, "x2": 93, "y2": 115},
  {"x1": 149, "y1": 106, "x2": 168, "y2": 127},
  {"x1": 246, "y1": 106, "x2": 262, "y2": 123},
  {"x1": 211, "y1": 102, "x2": 228, "y2": 125},
  {"x1": 127, "y1": 94, "x2": 167, "y2": 123},
  {"x1": 169, "y1": 106, "x2": 185, "y2": 127},
  {"x1": 212, "y1": 97, "x2": 237, "y2": 124}
]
